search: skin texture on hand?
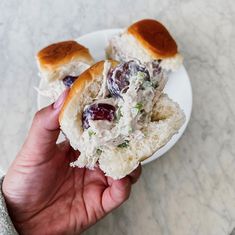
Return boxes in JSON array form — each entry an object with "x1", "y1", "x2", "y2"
[{"x1": 2, "y1": 90, "x2": 141, "y2": 235}]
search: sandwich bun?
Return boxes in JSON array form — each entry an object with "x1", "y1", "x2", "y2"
[
  {"x1": 37, "y1": 40, "x2": 94, "y2": 82},
  {"x1": 59, "y1": 60, "x2": 185, "y2": 179},
  {"x1": 106, "y1": 19, "x2": 183, "y2": 71}
]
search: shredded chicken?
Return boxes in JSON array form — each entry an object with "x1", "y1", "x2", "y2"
[{"x1": 76, "y1": 60, "x2": 166, "y2": 168}]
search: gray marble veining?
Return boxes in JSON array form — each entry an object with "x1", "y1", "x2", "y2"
[{"x1": 0, "y1": 0, "x2": 235, "y2": 234}]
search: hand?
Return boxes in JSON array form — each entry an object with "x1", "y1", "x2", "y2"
[{"x1": 2, "y1": 91, "x2": 141, "y2": 235}]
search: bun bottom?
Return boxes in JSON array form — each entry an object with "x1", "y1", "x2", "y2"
[{"x1": 71, "y1": 93, "x2": 185, "y2": 179}]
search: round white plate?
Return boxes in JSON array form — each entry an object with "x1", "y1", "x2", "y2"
[{"x1": 38, "y1": 29, "x2": 192, "y2": 165}]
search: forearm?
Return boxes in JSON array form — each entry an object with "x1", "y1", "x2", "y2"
[{"x1": 0, "y1": 177, "x2": 18, "y2": 235}]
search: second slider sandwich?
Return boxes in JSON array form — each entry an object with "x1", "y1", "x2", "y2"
[
  {"x1": 37, "y1": 40, "x2": 94, "y2": 100},
  {"x1": 106, "y1": 19, "x2": 183, "y2": 72}
]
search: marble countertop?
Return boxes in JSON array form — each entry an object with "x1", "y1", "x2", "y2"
[{"x1": 1, "y1": 0, "x2": 235, "y2": 234}]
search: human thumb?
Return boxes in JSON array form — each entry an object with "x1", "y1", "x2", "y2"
[{"x1": 22, "y1": 90, "x2": 69, "y2": 157}]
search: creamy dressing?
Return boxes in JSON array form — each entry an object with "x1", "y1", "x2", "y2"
[{"x1": 96, "y1": 61, "x2": 111, "y2": 98}]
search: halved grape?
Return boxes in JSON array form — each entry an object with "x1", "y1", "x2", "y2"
[
  {"x1": 107, "y1": 60, "x2": 150, "y2": 97},
  {"x1": 82, "y1": 103, "x2": 116, "y2": 129},
  {"x1": 63, "y1": 76, "x2": 78, "y2": 88}
]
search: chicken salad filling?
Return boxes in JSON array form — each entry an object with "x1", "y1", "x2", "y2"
[{"x1": 73, "y1": 60, "x2": 167, "y2": 168}]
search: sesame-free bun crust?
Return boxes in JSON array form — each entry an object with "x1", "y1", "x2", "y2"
[
  {"x1": 37, "y1": 40, "x2": 94, "y2": 70},
  {"x1": 128, "y1": 19, "x2": 178, "y2": 59}
]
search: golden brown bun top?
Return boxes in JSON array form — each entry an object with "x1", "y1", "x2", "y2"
[
  {"x1": 128, "y1": 19, "x2": 178, "y2": 59},
  {"x1": 37, "y1": 40, "x2": 94, "y2": 70},
  {"x1": 59, "y1": 60, "x2": 119, "y2": 122}
]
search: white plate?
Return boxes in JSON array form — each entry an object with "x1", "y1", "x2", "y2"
[{"x1": 38, "y1": 29, "x2": 192, "y2": 165}]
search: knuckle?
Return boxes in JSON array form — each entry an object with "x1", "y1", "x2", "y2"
[
  {"x1": 33, "y1": 110, "x2": 43, "y2": 125},
  {"x1": 34, "y1": 111, "x2": 41, "y2": 120}
]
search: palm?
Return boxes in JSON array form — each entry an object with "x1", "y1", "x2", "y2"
[{"x1": 3, "y1": 143, "x2": 125, "y2": 235}]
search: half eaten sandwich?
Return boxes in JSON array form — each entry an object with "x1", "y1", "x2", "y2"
[
  {"x1": 59, "y1": 59, "x2": 185, "y2": 179},
  {"x1": 106, "y1": 19, "x2": 183, "y2": 72},
  {"x1": 37, "y1": 40, "x2": 94, "y2": 100}
]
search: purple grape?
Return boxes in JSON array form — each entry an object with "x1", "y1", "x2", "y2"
[
  {"x1": 107, "y1": 60, "x2": 150, "y2": 97},
  {"x1": 63, "y1": 76, "x2": 78, "y2": 88},
  {"x1": 82, "y1": 103, "x2": 116, "y2": 129}
]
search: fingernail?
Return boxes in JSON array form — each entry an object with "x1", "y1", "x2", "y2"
[{"x1": 53, "y1": 89, "x2": 69, "y2": 109}]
